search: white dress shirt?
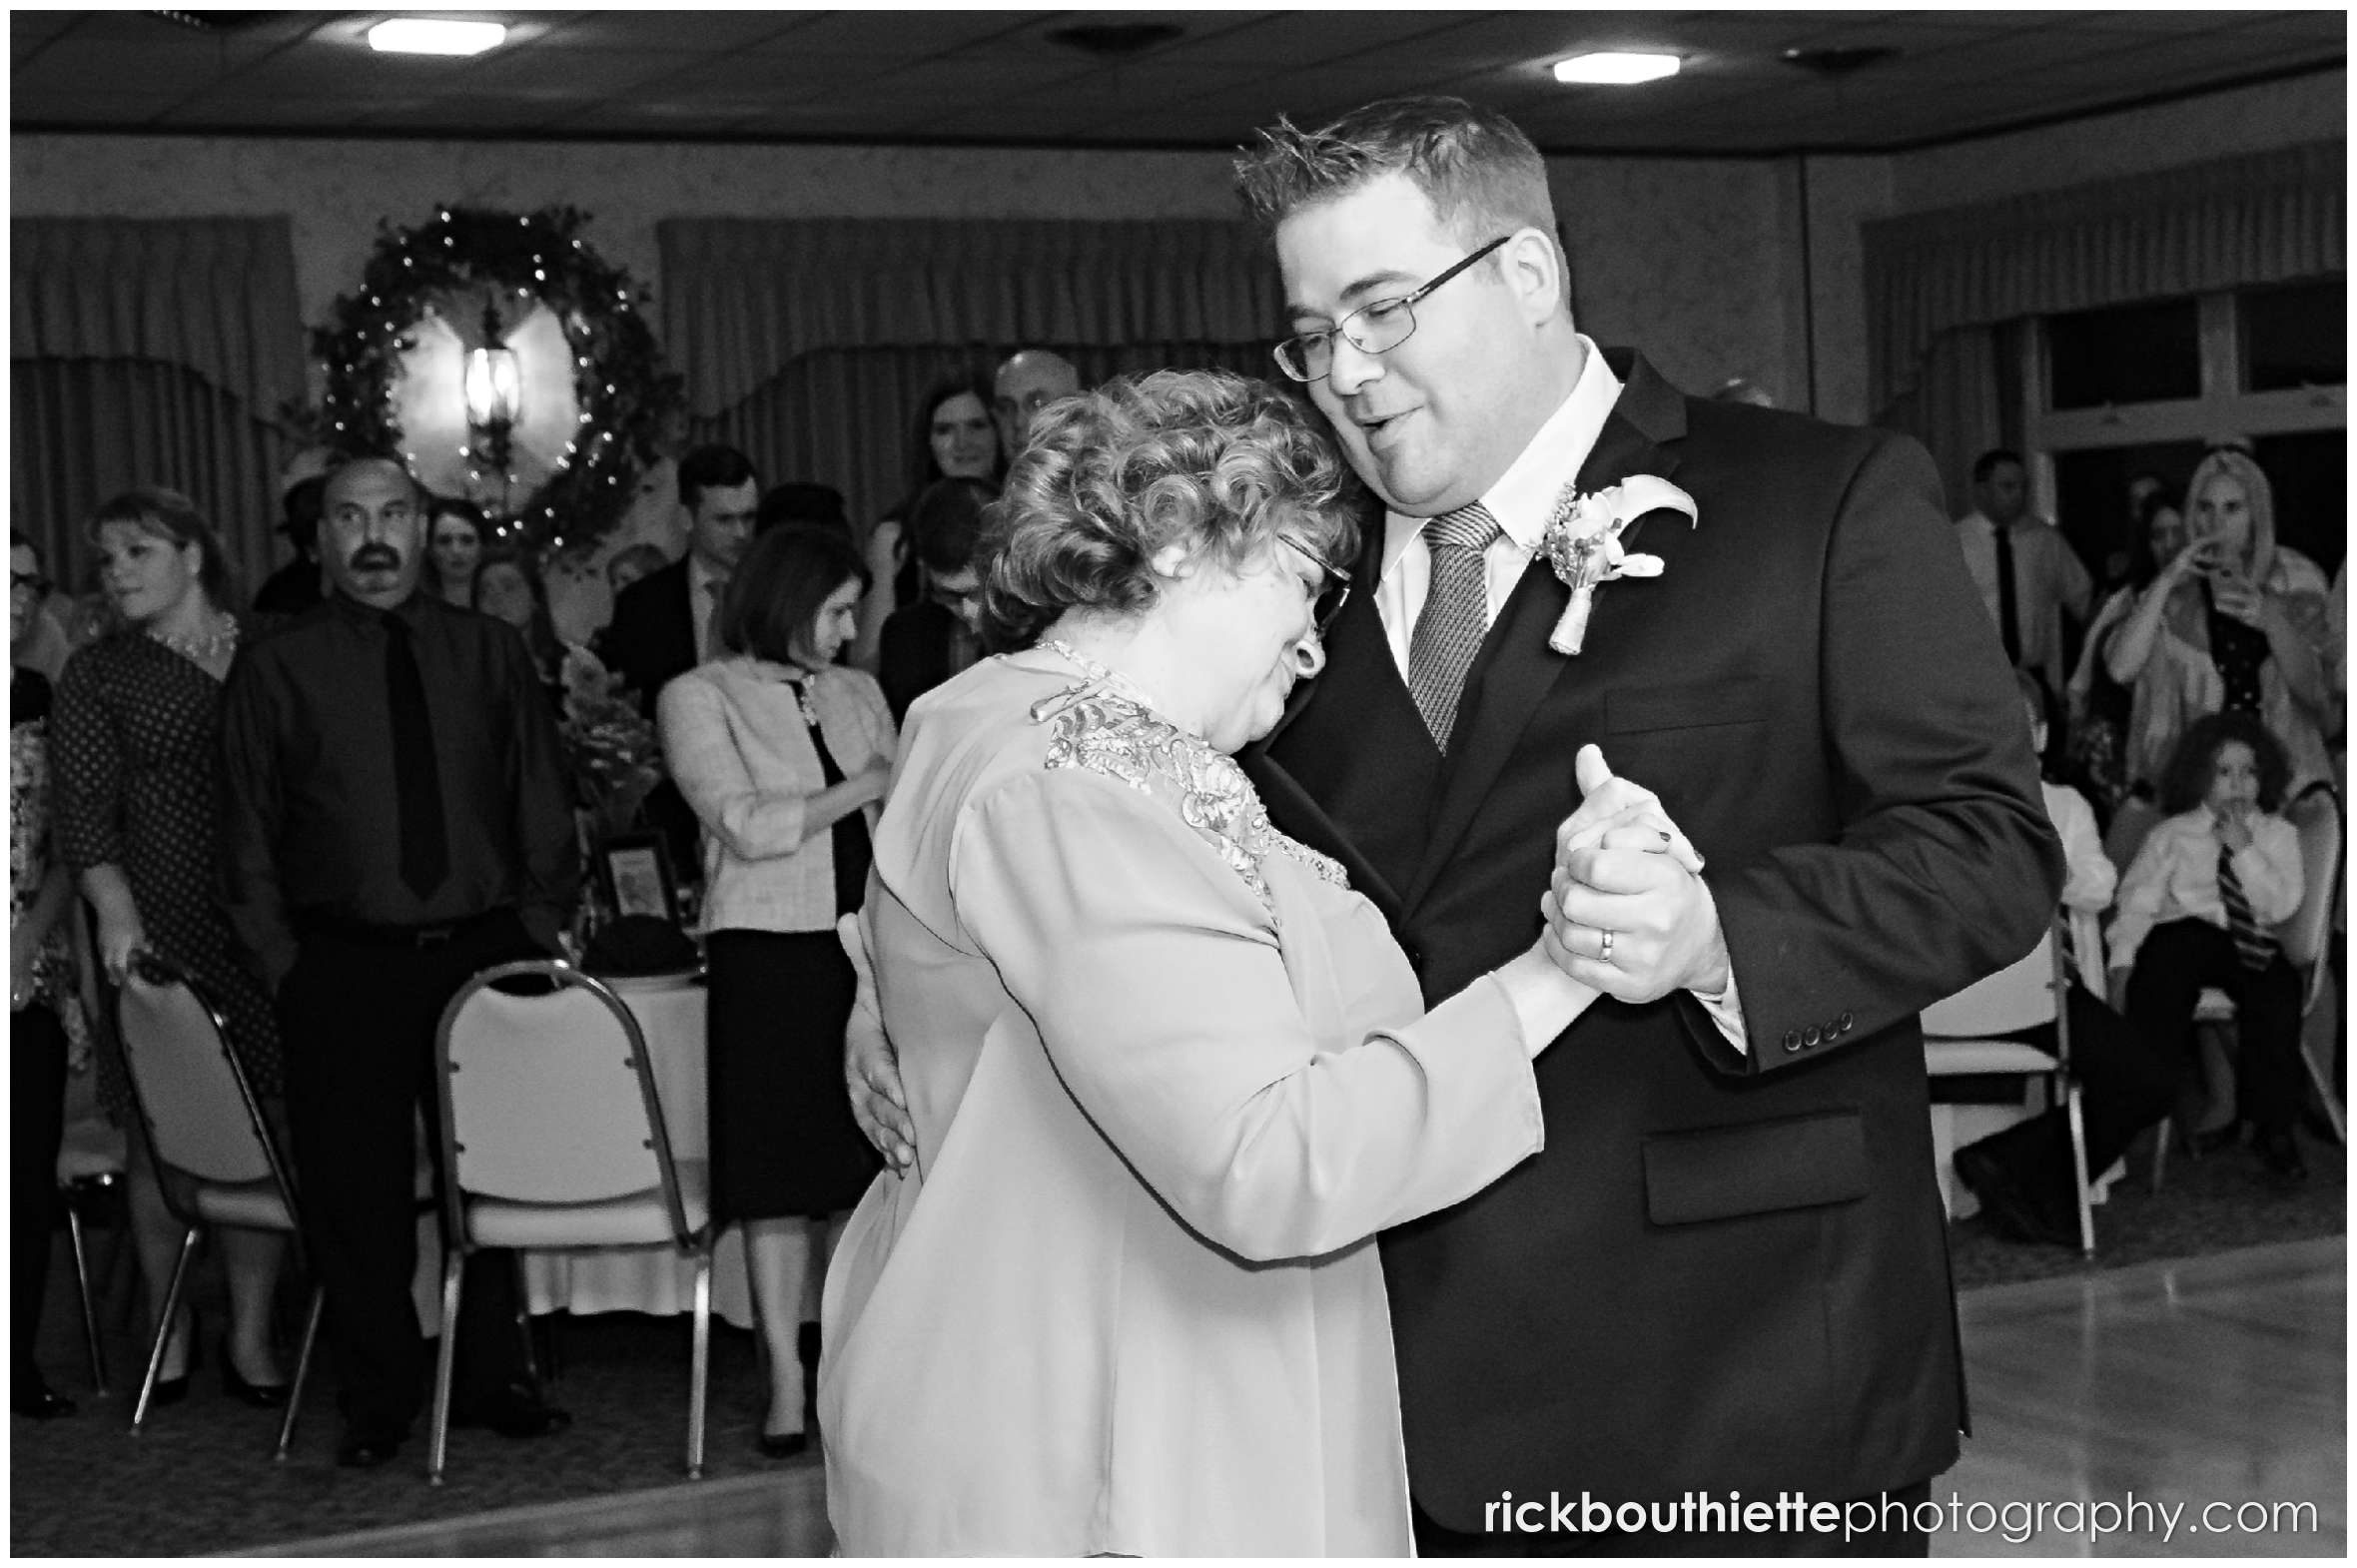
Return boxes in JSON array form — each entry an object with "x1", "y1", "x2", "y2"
[
  {"x1": 688, "y1": 552, "x2": 729, "y2": 664},
  {"x1": 2107, "y1": 806, "x2": 2303, "y2": 975},
  {"x1": 1369, "y1": 337, "x2": 1746, "y2": 1048}
]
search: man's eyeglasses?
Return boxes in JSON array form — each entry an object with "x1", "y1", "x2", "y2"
[
  {"x1": 1277, "y1": 535, "x2": 1353, "y2": 636},
  {"x1": 10, "y1": 570, "x2": 51, "y2": 598},
  {"x1": 1272, "y1": 236, "x2": 1511, "y2": 385}
]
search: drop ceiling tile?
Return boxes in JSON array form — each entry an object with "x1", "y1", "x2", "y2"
[
  {"x1": 12, "y1": 88, "x2": 174, "y2": 127},
  {"x1": 536, "y1": 11, "x2": 814, "y2": 53},
  {"x1": 444, "y1": 45, "x2": 705, "y2": 97},
  {"x1": 748, "y1": 9, "x2": 1048, "y2": 56}
]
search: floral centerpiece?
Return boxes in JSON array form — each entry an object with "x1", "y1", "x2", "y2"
[{"x1": 558, "y1": 645, "x2": 663, "y2": 841}]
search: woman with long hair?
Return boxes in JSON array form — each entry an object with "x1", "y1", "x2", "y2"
[
  {"x1": 424, "y1": 496, "x2": 490, "y2": 609},
  {"x1": 852, "y1": 374, "x2": 1001, "y2": 670},
  {"x1": 51, "y1": 487, "x2": 291, "y2": 1410},
  {"x1": 470, "y1": 544, "x2": 568, "y2": 714},
  {"x1": 2106, "y1": 447, "x2": 2336, "y2": 802},
  {"x1": 2066, "y1": 485, "x2": 2186, "y2": 820}
]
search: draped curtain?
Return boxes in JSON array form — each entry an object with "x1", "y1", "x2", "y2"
[
  {"x1": 1865, "y1": 141, "x2": 2344, "y2": 502},
  {"x1": 659, "y1": 218, "x2": 1284, "y2": 527},
  {"x1": 11, "y1": 217, "x2": 304, "y2": 594}
]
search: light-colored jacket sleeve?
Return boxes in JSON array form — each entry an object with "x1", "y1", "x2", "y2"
[
  {"x1": 2106, "y1": 816, "x2": 2178, "y2": 975},
  {"x1": 952, "y1": 766, "x2": 1544, "y2": 1264},
  {"x1": 657, "y1": 670, "x2": 810, "y2": 860},
  {"x1": 2238, "y1": 813, "x2": 2305, "y2": 927},
  {"x1": 2044, "y1": 783, "x2": 2115, "y2": 914}
]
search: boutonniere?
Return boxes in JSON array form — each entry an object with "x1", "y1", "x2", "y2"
[{"x1": 1538, "y1": 475, "x2": 1699, "y2": 654}]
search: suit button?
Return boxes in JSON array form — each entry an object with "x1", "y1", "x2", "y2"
[
  {"x1": 1839, "y1": 1011, "x2": 1855, "y2": 1034},
  {"x1": 1803, "y1": 1025, "x2": 1822, "y2": 1048},
  {"x1": 1782, "y1": 1030, "x2": 1803, "y2": 1054}
]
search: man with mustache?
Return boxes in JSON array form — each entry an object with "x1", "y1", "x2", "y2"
[{"x1": 219, "y1": 455, "x2": 579, "y2": 1469}]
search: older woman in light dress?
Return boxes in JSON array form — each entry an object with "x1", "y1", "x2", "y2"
[{"x1": 818, "y1": 370, "x2": 1687, "y2": 1555}]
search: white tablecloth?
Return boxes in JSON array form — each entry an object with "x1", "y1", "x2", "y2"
[{"x1": 516, "y1": 973, "x2": 757, "y2": 1329}]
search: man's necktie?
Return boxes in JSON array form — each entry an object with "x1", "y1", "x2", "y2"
[
  {"x1": 1992, "y1": 521, "x2": 2021, "y2": 665},
  {"x1": 2217, "y1": 841, "x2": 2275, "y2": 972},
  {"x1": 1406, "y1": 502, "x2": 1499, "y2": 752},
  {"x1": 384, "y1": 613, "x2": 449, "y2": 899}
]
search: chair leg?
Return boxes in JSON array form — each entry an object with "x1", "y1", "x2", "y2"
[
  {"x1": 277, "y1": 1284, "x2": 326, "y2": 1461},
  {"x1": 686, "y1": 1238, "x2": 712, "y2": 1481},
  {"x1": 2149, "y1": 1118, "x2": 2170, "y2": 1192},
  {"x1": 2298, "y1": 1040, "x2": 2346, "y2": 1145},
  {"x1": 427, "y1": 1250, "x2": 466, "y2": 1486},
  {"x1": 131, "y1": 1227, "x2": 200, "y2": 1433},
  {"x1": 510, "y1": 1251, "x2": 541, "y2": 1386},
  {"x1": 2063, "y1": 1085, "x2": 2096, "y2": 1258},
  {"x1": 63, "y1": 1197, "x2": 108, "y2": 1395}
]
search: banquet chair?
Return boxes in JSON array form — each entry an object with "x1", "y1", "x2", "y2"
[
  {"x1": 1923, "y1": 922, "x2": 2093, "y2": 1255},
  {"x1": 429, "y1": 959, "x2": 714, "y2": 1484},
  {"x1": 113, "y1": 955, "x2": 326, "y2": 1458},
  {"x1": 2153, "y1": 790, "x2": 2345, "y2": 1184}
]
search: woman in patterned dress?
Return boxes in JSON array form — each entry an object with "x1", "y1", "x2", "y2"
[
  {"x1": 53, "y1": 488, "x2": 290, "y2": 1407},
  {"x1": 820, "y1": 372, "x2": 1688, "y2": 1554}
]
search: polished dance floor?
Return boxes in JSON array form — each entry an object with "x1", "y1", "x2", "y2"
[{"x1": 245, "y1": 1236, "x2": 2343, "y2": 1558}]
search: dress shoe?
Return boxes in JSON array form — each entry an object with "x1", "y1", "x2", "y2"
[
  {"x1": 149, "y1": 1313, "x2": 200, "y2": 1406},
  {"x1": 450, "y1": 1381, "x2": 572, "y2": 1439},
  {"x1": 11, "y1": 1382, "x2": 77, "y2": 1420},
  {"x1": 222, "y1": 1346, "x2": 291, "y2": 1410},
  {"x1": 756, "y1": 1427, "x2": 809, "y2": 1459},
  {"x1": 2254, "y1": 1129, "x2": 2310, "y2": 1183},
  {"x1": 336, "y1": 1427, "x2": 405, "y2": 1468},
  {"x1": 1955, "y1": 1143, "x2": 2075, "y2": 1248}
]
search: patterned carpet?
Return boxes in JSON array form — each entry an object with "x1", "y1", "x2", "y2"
[{"x1": 9, "y1": 1127, "x2": 2345, "y2": 1557}]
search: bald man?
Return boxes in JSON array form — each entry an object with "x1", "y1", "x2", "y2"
[
  {"x1": 219, "y1": 455, "x2": 577, "y2": 1468},
  {"x1": 992, "y1": 348, "x2": 1082, "y2": 459}
]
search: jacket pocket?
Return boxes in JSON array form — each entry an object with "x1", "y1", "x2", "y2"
[
  {"x1": 1642, "y1": 1109, "x2": 1868, "y2": 1226},
  {"x1": 1603, "y1": 675, "x2": 1768, "y2": 735}
]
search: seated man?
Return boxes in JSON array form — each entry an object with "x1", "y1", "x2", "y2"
[
  {"x1": 878, "y1": 476, "x2": 993, "y2": 722},
  {"x1": 1951, "y1": 673, "x2": 2176, "y2": 1245}
]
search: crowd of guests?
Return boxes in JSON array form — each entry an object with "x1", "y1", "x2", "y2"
[
  {"x1": 1944, "y1": 442, "x2": 2345, "y2": 1242},
  {"x1": 8, "y1": 342, "x2": 2341, "y2": 1466},
  {"x1": 4, "y1": 345, "x2": 1072, "y2": 1463}
]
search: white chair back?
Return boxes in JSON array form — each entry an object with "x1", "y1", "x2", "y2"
[
  {"x1": 1921, "y1": 929, "x2": 2059, "y2": 1040},
  {"x1": 115, "y1": 961, "x2": 276, "y2": 1188},
  {"x1": 2278, "y1": 792, "x2": 2341, "y2": 971},
  {"x1": 436, "y1": 961, "x2": 688, "y2": 1237}
]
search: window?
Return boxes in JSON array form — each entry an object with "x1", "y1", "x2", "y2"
[{"x1": 2029, "y1": 278, "x2": 2346, "y2": 579}]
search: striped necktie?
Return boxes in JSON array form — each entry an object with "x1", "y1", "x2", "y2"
[
  {"x1": 1406, "y1": 502, "x2": 1499, "y2": 752},
  {"x1": 2217, "y1": 842, "x2": 2276, "y2": 972}
]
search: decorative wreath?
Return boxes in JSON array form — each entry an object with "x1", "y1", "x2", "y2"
[{"x1": 306, "y1": 204, "x2": 684, "y2": 553}]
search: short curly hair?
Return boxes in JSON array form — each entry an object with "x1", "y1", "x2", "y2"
[
  {"x1": 2158, "y1": 709, "x2": 2291, "y2": 816},
  {"x1": 977, "y1": 370, "x2": 1359, "y2": 651}
]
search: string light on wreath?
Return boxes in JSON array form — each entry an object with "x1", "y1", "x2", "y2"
[{"x1": 299, "y1": 203, "x2": 683, "y2": 554}]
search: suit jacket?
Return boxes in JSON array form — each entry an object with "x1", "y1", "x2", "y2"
[
  {"x1": 597, "y1": 558, "x2": 703, "y2": 871},
  {"x1": 1243, "y1": 351, "x2": 2062, "y2": 1521},
  {"x1": 599, "y1": 558, "x2": 698, "y2": 716}
]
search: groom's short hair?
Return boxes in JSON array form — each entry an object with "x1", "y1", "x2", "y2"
[{"x1": 1232, "y1": 96, "x2": 1556, "y2": 260}]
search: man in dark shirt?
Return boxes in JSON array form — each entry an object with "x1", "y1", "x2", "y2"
[
  {"x1": 250, "y1": 475, "x2": 327, "y2": 617},
  {"x1": 219, "y1": 455, "x2": 578, "y2": 1469}
]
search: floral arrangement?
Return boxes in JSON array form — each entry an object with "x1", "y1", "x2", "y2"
[{"x1": 557, "y1": 645, "x2": 664, "y2": 840}]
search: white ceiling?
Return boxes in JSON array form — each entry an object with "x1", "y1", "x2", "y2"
[{"x1": 10, "y1": 8, "x2": 2347, "y2": 156}]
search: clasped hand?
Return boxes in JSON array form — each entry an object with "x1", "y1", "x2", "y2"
[{"x1": 1538, "y1": 745, "x2": 1730, "y2": 1004}]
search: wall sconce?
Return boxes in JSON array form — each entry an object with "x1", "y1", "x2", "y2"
[{"x1": 464, "y1": 345, "x2": 521, "y2": 432}]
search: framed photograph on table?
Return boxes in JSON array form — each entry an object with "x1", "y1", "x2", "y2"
[{"x1": 599, "y1": 833, "x2": 680, "y2": 925}]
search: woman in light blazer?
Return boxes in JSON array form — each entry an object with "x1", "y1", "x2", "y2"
[{"x1": 657, "y1": 525, "x2": 895, "y2": 1458}]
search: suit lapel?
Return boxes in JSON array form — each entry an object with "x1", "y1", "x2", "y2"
[{"x1": 1400, "y1": 351, "x2": 1694, "y2": 915}]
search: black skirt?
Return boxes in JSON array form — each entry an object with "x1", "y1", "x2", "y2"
[{"x1": 705, "y1": 928, "x2": 883, "y2": 1220}]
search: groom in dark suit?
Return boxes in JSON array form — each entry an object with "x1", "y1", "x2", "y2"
[{"x1": 1233, "y1": 98, "x2": 2060, "y2": 1555}]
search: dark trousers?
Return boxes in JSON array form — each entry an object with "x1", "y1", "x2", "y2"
[
  {"x1": 277, "y1": 911, "x2": 544, "y2": 1436},
  {"x1": 2125, "y1": 919, "x2": 2303, "y2": 1137},
  {"x1": 1412, "y1": 1478, "x2": 1933, "y2": 1557},
  {"x1": 1959, "y1": 984, "x2": 2177, "y2": 1223},
  {"x1": 12, "y1": 1004, "x2": 68, "y2": 1395}
]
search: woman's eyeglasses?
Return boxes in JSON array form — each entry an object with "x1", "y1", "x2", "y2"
[{"x1": 1277, "y1": 536, "x2": 1352, "y2": 636}]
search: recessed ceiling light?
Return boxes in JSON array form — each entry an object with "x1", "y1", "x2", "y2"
[
  {"x1": 368, "y1": 18, "x2": 506, "y2": 56},
  {"x1": 1553, "y1": 52, "x2": 1680, "y2": 86}
]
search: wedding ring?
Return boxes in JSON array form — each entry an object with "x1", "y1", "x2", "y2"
[{"x1": 1599, "y1": 929, "x2": 1616, "y2": 963}]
